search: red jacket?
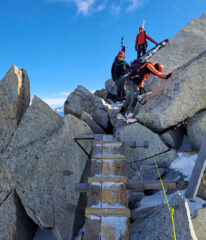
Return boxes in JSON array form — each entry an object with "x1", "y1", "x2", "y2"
[{"x1": 135, "y1": 32, "x2": 157, "y2": 49}]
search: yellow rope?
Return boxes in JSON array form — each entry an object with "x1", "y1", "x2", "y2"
[{"x1": 138, "y1": 102, "x2": 176, "y2": 240}]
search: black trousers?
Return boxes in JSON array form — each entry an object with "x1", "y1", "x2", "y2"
[
  {"x1": 116, "y1": 82, "x2": 125, "y2": 99},
  {"x1": 137, "y1": 44, "x2": 146, "y2": 58}
]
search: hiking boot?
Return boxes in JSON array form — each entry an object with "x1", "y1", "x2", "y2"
[
  {"x1": 127, "y1": 117, "x2": 137, "y2": 124},
  {"x1": 116, "y1": 113, "x2": 126, "y2": 122},
  {"x1": 127, "y1": 113, "x2": 137, "y2": 124}
]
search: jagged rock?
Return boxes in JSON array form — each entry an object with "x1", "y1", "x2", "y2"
[
  {"x1": 131, "y1": 206, "x2": 156, "y2": 226},
  {"x1": 94, "y1": 88, "x2": 108, "y2": 100},
  {"x1": 135, "y1": 50, "x2": 206, "y2": 132},
  {"x1": 197, "y1": 172, "x2": 206, "y2": 200},
  {"x1": 192, "y1": 208, "x2": 206, "y2": 240},
  {"x1": 160, "y1": 126, "x2": 185, "y2": 149},
  {"x1": 105, "y1": 79, "x2": 117, "y2": 95},
  {"x1": 0, "y1": 163, "x2": 11, "y2": 204},
  {"x1": 130, "y1": 193, "x2": 198, "y2": 240},
  {"x1": 145, "y1": 13, "x2": 206, "y2": 92},
  {"x1": 187, "y1": 111, "x2": 206, "y2": 151},
  {"x1": 0, "y1": 65, "x2": 30, "y2": 157},
  {"x1": 0, "y1": 190, "x2": 36, "y2": 240},
  {"x1": 64, "y1": 85, "x2": 110, "y2": 129},
  {"x1": 115, "y1": 122, "x2": 170, "y2": 163},
  {"x1": 129, "y1": 166, "x2": 166, "y2": 182},
  {"x1": 80, "y1": 111, "x2": 105, "y2": 134},
  {"x1": 128, "y1": 192, "x2": 144, "y2": 210},
  {"x1": 108, "y1": 107, "x2": 120, "y2": 127},
  {"x1": 3, "y1": 96, "x2": 92, "y2": 240}
]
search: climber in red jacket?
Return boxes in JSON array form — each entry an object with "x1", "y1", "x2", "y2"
[{"x1": 135, "y1": 26, "x2": 158, "y2": 58}]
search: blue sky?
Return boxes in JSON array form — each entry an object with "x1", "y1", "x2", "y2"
[{"x1": 0, "y1": 0, "x2": 205, "y2": 107}]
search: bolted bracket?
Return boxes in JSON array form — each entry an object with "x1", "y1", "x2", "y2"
[{"x1": 127, "y1": 140, "x2": 148, "y2": 149}]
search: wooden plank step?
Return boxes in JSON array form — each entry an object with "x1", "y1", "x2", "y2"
[
  {"x1": 92, "y1": 155, "x2": 126, "y2": 160},
  {"x1": 88, "y1": 177, "x2": 128, "y2": 183},
  {"x1": 93, "y1": 141, "x2": 122, "y2": 146},
  {"x1": 75, "y1": 180, "x2": 177, "y2": 192},
  {"x1": 85, "y1": 208, "x2": 130, "y2": 217}
]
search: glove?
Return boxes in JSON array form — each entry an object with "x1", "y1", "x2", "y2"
[
  {"x1": 166, "y1": 73, "x2": 172, "y2": 79},
  {"x1": 139, "y1": 87, "x2": 146, "y2": 95}
]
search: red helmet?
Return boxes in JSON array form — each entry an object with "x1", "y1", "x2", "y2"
[
  {"x1": 155, "y1": 63, "x2": 163, "y2": 72},
  {"x1": 118, "y1": 51, "x2": 125, "y2": 57},
  {"x1": 139, "y1": 26, "x2": 144, "y2": 30}
]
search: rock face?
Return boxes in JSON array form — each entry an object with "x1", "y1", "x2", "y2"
[
  {"x1": 105, "y1": 79, "x2": 117, "y2": 95},
  {"x1": 130, "y1": 193, "x2": 198, "y2": 240},
  {"x1": 0, "y1": 190, "x2": 36, "y2": 240},
  {"x1": 3, "y1": 96, "x2": 92, "y2": 240},
  {"x1": 135, "y1": 50, "x2": 206, "y2": 132},
  {"x1": 192, "y1": 208, "x2": 206, "y2": 240},
  {"x1": 115, "y1": 122, "x2": 169, "y2": 163},
  {"x1": 94, "y1": 88, "x2": 108, "y2": 100},
  {"x1": 197, "y1": 172, "x2": 206, "y2": 200},
  {"x1": 145, "y1": 13, "x2": 206, "y2": 92},
  {"x1": 187, "y1": 111, "x2": 206, "y2": 151},
  {"x1": 160, "y1": 126, "x2": 185, "y2": 149},
  {"x1": 0, "y1": 65, "x2": 30, "y2": 157},
  {"x1": 80, "y1": 111, "x2": 105, "y2": 134},
  {"x1": 64, "y1": 85, "x2": 110, "y2": 129}
]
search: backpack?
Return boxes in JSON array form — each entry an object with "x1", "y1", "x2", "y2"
[{"x1": 137, "y1": 31, "x2": 148, "y2": 48}]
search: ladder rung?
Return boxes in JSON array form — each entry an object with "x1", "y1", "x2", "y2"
[
  {"x1": 88, "y1": 177, "x2": 128, "y2": 183},
  {"x1": 85, "y1": 208, "x2": 130, "y2": 217},
  {"x1": 93, "y1": 141, "x2": 122, "y2": 146},
  {"x1": 92, "y1": 155, "x2": 126, "y2": 160}
]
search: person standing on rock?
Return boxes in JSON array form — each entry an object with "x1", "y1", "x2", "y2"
[
  {"x1": 117, "y1": 61, "x2": 172, "y2": 124},
  {"x1": 135, "y1": 25, "x2": 158, "y2": 58},
  {"x1": 111, "y1": 51, "x2": 130, "y2": 101}
]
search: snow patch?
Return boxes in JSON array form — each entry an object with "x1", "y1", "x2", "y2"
[
  {"x1": 169, "y1": 152, "x2": 198, "y2": 180},
  {"x1": 101, "y1": 217, "x2": 127, "y2": 240}
]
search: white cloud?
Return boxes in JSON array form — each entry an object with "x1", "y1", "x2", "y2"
[
  {"x1": 45, "y1": 0, "x2": 147, "y2": 15},
  {"x1": 42, "y1": 98, "x2": 66, "y2": 108},
  {"x1": 59, "y1": 91, "x2": 70, "y2": 96},
  {"x1": 127, "y1": 0, "x2": 147, "y2": 12},
  {"x1": 74, "y1": 0, "x2": 95, "y2": 15}
]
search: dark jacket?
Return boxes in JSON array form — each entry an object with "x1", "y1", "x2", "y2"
[{"x1": 111, "y1": 57, "x2": 129, "y2": 81}]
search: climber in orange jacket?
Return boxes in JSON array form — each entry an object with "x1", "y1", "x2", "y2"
[
  {"x1": 117, "y1": 62, "x2": 172, "y2": 124},
  {"x1": 135, "y1": 26, "x2": 158, "y2": 58},
  {"x1": 129, "y1": 61, "x2": 171, "y2": 94}
]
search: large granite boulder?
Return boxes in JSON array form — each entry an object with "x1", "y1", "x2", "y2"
[
  {"x1": 0, "y1": 190, "x2": 36, "y2": 240},
  {"x1": 115, "y1": 122, "x2": 169, "y2": 163},
  {"x1": 160, "y1": 126, "x2": 185, "y2": 149},
  {"x1": 131, "y1": 193, "x2": 198, "y2": 240},
  {"x1": 192, "y1": 208, "x2": 206, "y2": 240},
  {"x1": 135, "y1": 50, "x2": 206, "y2": 132},
  {"x1": 187, "y1": 111, "x2": 206, "y2": 151},
  {"x1": 105, "y1": 79, "x2": 117, "y2": 95},
  {"x1": 108, "y1": 107, "x2": 120, "y2": 128},
  {"x1": 3, "y1": 96, "x2": 92, "y2": 240},
  {"x1": 94, "y1": 88, "x2": 108, "y2": 100},
  {"x1": 64, "y1": 85, "x2": 110, "y2": 129},
  {"x1": 145, "y1": 13, "x2": 206, "y2": 92},
  {"x1": 126, "y1": 150, "x2": 177, "y2": 181},
  {"x1": 197, "y1": 172, "x2": 206, "y2": 200},
  {"x1": 80, "y1": 111, "x2": 105, "y2": 134},
  {"x1": 0, "y1": 65, "x2": 30, "y2": 157}
]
